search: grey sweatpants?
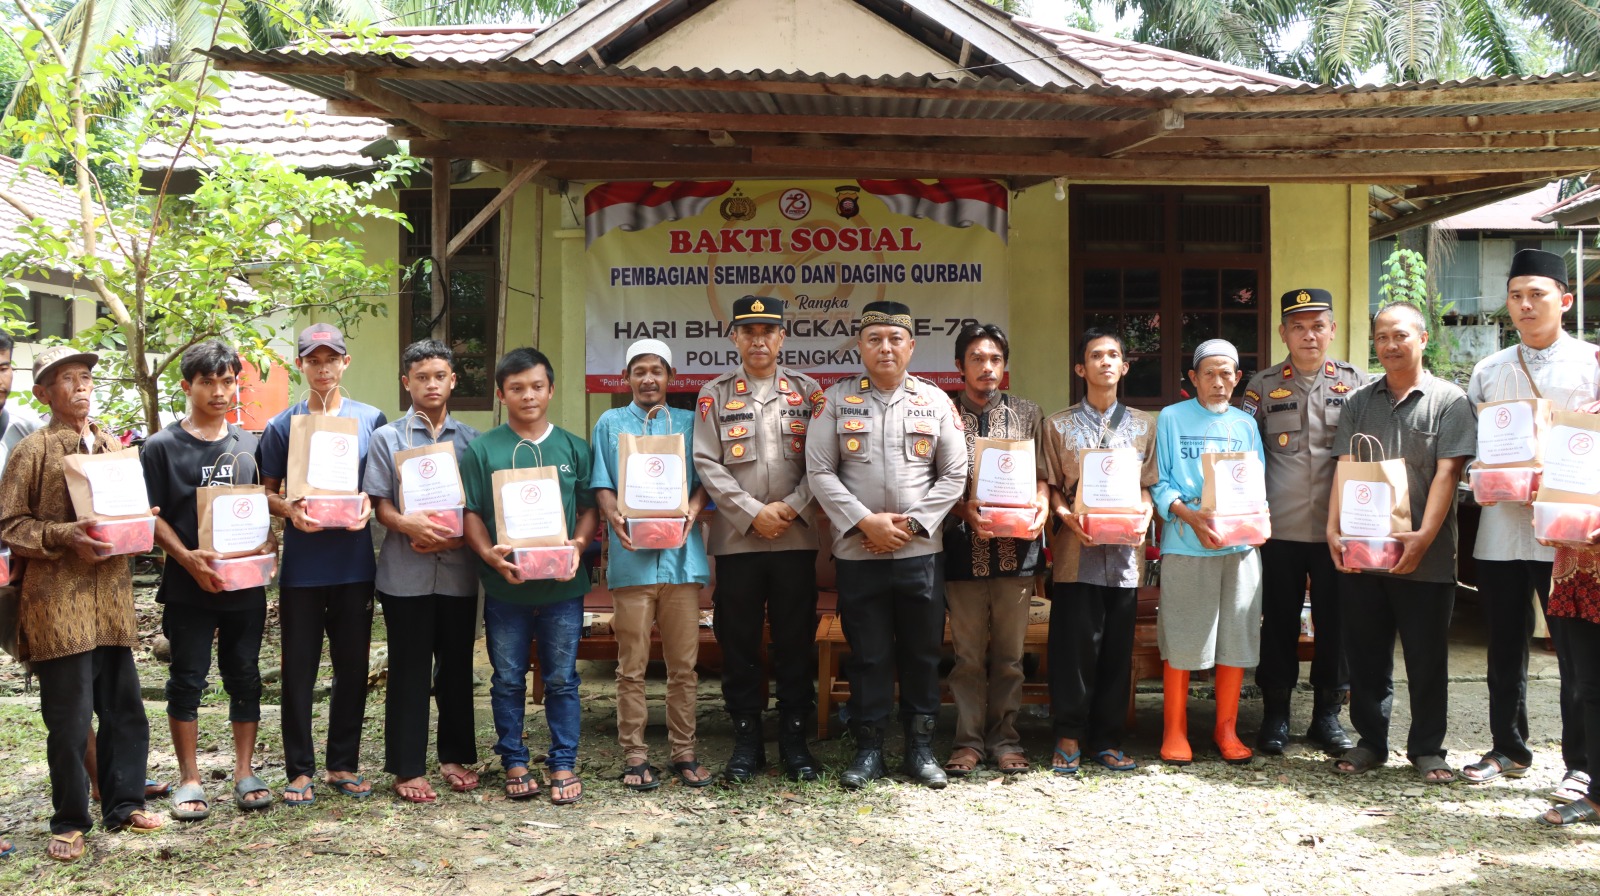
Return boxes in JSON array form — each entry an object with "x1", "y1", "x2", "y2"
[{"x1": 1157, "y1": 551, "x2": 1263, "y2": 671}]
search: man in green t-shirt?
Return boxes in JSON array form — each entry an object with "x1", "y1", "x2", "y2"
[{"x1": 461, "y1": 348, "x2": 598, "y2": 806}]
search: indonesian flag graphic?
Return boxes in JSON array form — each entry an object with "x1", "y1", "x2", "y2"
[
  {"x1": 856, "y1": 178, "x2": 1008, "y2": 242},
  {"x1": 584, "y1": 180, "x2": 733, "y2": 246}
]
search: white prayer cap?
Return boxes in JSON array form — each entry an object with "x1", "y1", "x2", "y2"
[{"x1": 624, "y1": 338, "x2": 673, "y2": 370}]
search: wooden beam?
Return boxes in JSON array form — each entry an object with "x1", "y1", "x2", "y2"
[
  {"x1": 342, "y1": 72, "x2": 453, "y2": 139},
  {"x1": 430, "y1": 158, "x2": 450, "y2": 338},
  {"x1": 1178, "y1": 112, "x2": 1600, "y2": 138},
  {"x1": 409, "y1": 140, "x2": 752, "y2": 165},
  {"x1": 1088, "y1": 108, "x2": 1184, "y2": 157},
  {"x1": 389, "y1": 123, "x2": 1073, "y2": 155},
  {"x1": 1401, "y1": 171, "x2": 1566, "y2": 200},
  {"x1": 1174, "y1": 81, "x2": 1600, "y2": 115},
  {"x1": 328, "y1": 98, "x2": 1130, "y2": 139},
  {"x1": 443, "y1": 160, "x2": 547, "y2": 261},
  {"x1": 1370, "y1": 185, "x2": 1543, "y2": 239},
  {"x1": 1146, "y1": 133, "x2": 1600, "y2": 154}
]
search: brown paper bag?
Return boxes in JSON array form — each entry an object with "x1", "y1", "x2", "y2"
[
  {"x1": 393, "y1": 415, "x2": 464, "y2": 513},
  {"x1": 1072, "y1": 448, "x2": 1145, "y2": 514},
  {"x1": 617, "y1": 405, "x2": 689, "y2": 520},
  {"x1": 492, "y1": 439, "x2": 569, "y2": 548},
  {"x1": 63, "y1": 446, "x2": 152, "y2": 521},
  {"x1": 1197, "y1": 421, "x2": 1266, "y2": 516},
  {"x1": 198, "y1": 451, "x2": 271, "y2": 559},
  {"x1": 1535, "y1": 410, "x2": 1600, "y2": 505},
  {"x1": 1335, "y1": 434, "x2": 1412, "y2": 538},
  {"x1": 1476, "y1": 366, "x2": 1551, "y2": 469},
  {"x1": 971, "y1": 436, "x2": 1036, "y2": 507},
  {"x1": 286, "y1": 412, "x2": 360, "y2": 501}
]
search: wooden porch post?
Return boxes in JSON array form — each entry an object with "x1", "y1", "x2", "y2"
[{"x1": 430, "y1": 157, "x2": 451, "y2": 341}]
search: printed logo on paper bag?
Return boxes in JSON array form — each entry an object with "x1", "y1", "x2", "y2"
[
  {"x1": 998, "y1": 454, "x2": 1016, "y2": 474},
  {"x1": 1210, "y1": 456, "x2": 1266, "y2": 515},
  {"x1": 232, "y1": 499, "x2": 254, "y2": 519},
  {"x1": 1495, "y1": 408, "x2": 1512, "y2": 429},
  {"x1": 419, "y1": 459, "x2": 437, "y2": 479},
  {"x1": 1476, "y1": 402, "x2": 1537, "y2": 465},
  {"x1": 501, "y1": 480, "x2": 563, "y2": 540},
  {"x1": 400, "y1": 453, "x2": 463, "y2": 511},
  {"x1": 1340, "y1": 480, "x2": 1393, "y2": 537},
  {"x1": 1082, "y1": 450, "x2": 1139, "y2": 509},
  {"x1": 624, "y1": 453, "x2": 685, "y2": 510},
  {"x1": 1355, "y1": 485, "x2": 1372, "y2": 505},
  {"x1": 306, "y1": 430, "x2": 360, "y2": 491},
  {"x1": 1540, "y1": 425, "x2": 1600, "y2": 494},
  {"x1": 1572, "y1": 432, "x2": 1594, "y2": 455},
  {"x1": 521, "y1": 483, "x2": 543, "y2": 504},
  {"x1": 81, "y1": 457, "x2": 148, "y2": 517},
  {"x1": 211, "y1": 493, "x2": 269, "y2": 554}
]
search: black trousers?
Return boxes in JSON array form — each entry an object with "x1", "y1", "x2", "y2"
[
  {"x1": 1258, "y1": 538, "x2": 1347, "y2": 692},
  {"x1": 280, "y1": 582, "x2": 374, "y2": 781},
  {"x1": 1562, "y1": 617, "x2": 1600, "y2": 801},
  {"x1": 378, "y1": 592, "x2": 480, "y2": 779},
  {"x1": 1048, "y1": 582, "x2": 1136, "y2": 752},
  {"x1": 1477, "y1": 559, "x2": 1585, "y2": 770},
  {"x1": 1342, "y1": 575, "x2": 1454, "y2": 761},
  {"x1": 162, "y1": 601, "x2": 266, "y2": 723},
  {"x1": 835, "y1": 555, "x2": 944, "y2": 727},
  {"x1": 712, "y1": 550, "x2": 819, "y2": 716},
  {"x1": 34, "y1": 647, "x2": 149, "y2": 834}
]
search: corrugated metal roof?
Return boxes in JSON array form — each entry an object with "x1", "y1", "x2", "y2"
[{"x1": 1537, "y1": 184, "x2": 1600, "y2": 224}]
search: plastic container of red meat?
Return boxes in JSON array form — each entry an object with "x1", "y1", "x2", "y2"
[
  {"x1": 427, "y1": 506, "x2": 465, "y2": 538},
  {"x1": 1469, "y1": 467, "x2": 1540, "y2": 504},
  {"x1": 1532, "y1": 502, "x2": 1600, "y2": 546},
  {"x1": 303, "y1": 494, "x2": 364, "y2": 528},
  {"x1": 208, "y1": 554, "x2": 277, "y2": 591},
  {"x1": 627, "y1": 517, "x2": 687, "y2": 550},
  {"x1": 978, "y1": 506, "x2": 1036, "y2": 539},
  {"x1": 86, "y1": 517, "x2": 156, "y2": 558},
  {"x1": 1207, "y1": 511, "x2": 1272, "y2": 548},
  {"x1": 1082, "y1": 512, "x2": 1148, "y2": 545},
  {"x1": 512, "y1": 546, "x2": 577, "y2": 581},
  {"x1": 1341, "y1": 536, "x2": 1403, "y2": 571},
  {"x1": 0, "y1": 546, "x2": 10, "y2": 584}
]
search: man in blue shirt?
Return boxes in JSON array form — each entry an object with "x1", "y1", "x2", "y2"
[
  {"x1": 591, "y1": 339, "x2": 711, "y2": 790},
  {"x1": 257, "y1": 323, "x2": 386, "y2": 805},
  {"x1": 1151, "y1": 339, "x2": 1265, "y2": 767}
]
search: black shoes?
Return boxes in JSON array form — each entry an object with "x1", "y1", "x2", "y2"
[
  {"x1": 1306, "y1": 689, "x2": 1354, "y2": 755},
  {"x1": 900, "y1": 714, "x2": 948, "y2": 789},
  {"x1": 840, "y1": 724, "x2": 886, "y2": 790},
  {"x1": 722, "y1": 713, "x2": 767, "y2": 784},
  {"x1": 1257, "y1": 688, "x2": 1292, "y2": 756},
  {"x1": 778, "y1": 713, "x2": 820, "y2": 782}
]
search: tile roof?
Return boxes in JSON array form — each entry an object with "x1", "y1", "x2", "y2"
[
  {"x1": 0, "y1": 155, "x2": 86, "y2": 258},
  {"x1": 1011, "y1": 19, "x2": 1303, "y2": 93}
]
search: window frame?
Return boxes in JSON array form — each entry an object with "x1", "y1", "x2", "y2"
[{"x1": 398, "y1": 189, "x2": 501, "y2": 413}]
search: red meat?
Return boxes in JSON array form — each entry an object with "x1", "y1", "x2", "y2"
[
  {"x1": 87, "y1": 518, "x2": 156, "y2": 557},
  {"x1": 629, "y1": 518, "x2": 688, "y2": 550},
  {"x1": 1342, "y1": 538, "x2": 1403, "y2": 570},
  {"x1": 0, "y1": 549, "x2": 10, "y2": 585},
  {"x1": 303, "y1": 495, "x2": 363, "y2": 528},
  {"x1": 514, "y1": 546, "x2": 577, "y2": 581},
  {"x1": 429, "y1": 507, "x2": 465, "y2": 538},
  {"x1": 979, "y1": 507, "x2": 1036, "y2": 539},
  {"x1": 209, "y1": 555, "x2": 276, "y2": 591},
  {"x1": 1210, "y1": 513, "x2": 1271, "y2": 547},
  {"x1": 1083, "y1": 514, "x2": 1146, "y2": 545},
  {"x1": 1535, "y1": 505, "x2": 1600, "y2": 545},
  {"x1": 1471, "y1": 468, "x2": 1539, "y2": 504}
]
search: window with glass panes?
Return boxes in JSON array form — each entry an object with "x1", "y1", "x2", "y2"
[
  {"x1": 1071, "y1": 187, "x2": 1270, "y2": 410},
  {"x1": 400, "y1": 190, "x2": 499, "y2": 411}
]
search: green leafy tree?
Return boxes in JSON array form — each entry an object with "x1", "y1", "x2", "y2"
[
  {"x1": 0, "y1": 0, "x2": 419, "y2": 433},
  {"x1": 1377, "y1": 246, "x2": 1457, "y2": 374}
]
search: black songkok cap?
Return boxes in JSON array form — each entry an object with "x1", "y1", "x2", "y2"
[
  {"x1": 860, "y1": 301, "x2": 913, "y2": 332},
  {"x1": 1507, "y1": 248, "x2": 1569, "y2": 291}
]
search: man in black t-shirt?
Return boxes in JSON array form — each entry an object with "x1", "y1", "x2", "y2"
[{"x1": 142, "y1": 341, "x2": 277, "y2": 819}]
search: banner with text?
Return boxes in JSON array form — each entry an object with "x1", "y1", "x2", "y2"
[{"x1": 584, "y1": 178, "x2": 1009, "y2": 392}]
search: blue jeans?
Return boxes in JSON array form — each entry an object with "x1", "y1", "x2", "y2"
[{"x1": 483, "y1": 596, "x2": 583, "y2": 772}]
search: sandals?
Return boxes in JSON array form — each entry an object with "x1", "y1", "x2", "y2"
[
  {"x1": 1538, "y1": 798, "x2": 1599, "y2": 827},
  {"x1": 549, "y1": 772, "x2": 584, "y2": 806},
  {"x1": 0, "y1": 838, "x2": 14, "y2": 860},
  {"x1": 622, "y1": 762, "x2": 662, "y2": 792},
  {"x1": 1414, "y1": 755, "x2": 1456, "y2": 784},
  {"x1": 1461, "y1": 750, "x2": 1529, "y2": 784},
  {"x1": 1051, "y1": 747, "x2": 1081, "y2": 777},
  {"x1": 282, "y1": 782, "x2": 316, "y2": 807},
  {"x1": 997, "y1": 752, "x2": 1030, "y2": 775},
  {"x1": 118, "y1": 809, "x2": 163, "y2": 833},
  {"x1": 1332, "y1": 746, "x2": 1383, "y2": 776},
  {"x1": 504, "y1": 770, "x2": 541, "y2": 801},
  {"x1": 328, "y1": 775, "x2": 373, "y2": 799},
  {"x1": 442, "y1": 769, "x2": 480, "y2": 794},
  {"x1": 233, "y1": 776, "x2": 273, "y2": 811},
  {"x1": 170, "y1": 783, "x2": 211, "y2": 821},
  {"x1": 1552, "y1": 770, "x2": 1591, "y2": 804},
  {"x1": 47, "y1": 830, "x2": 86, "y2": 863},
  {"x1": 1093, "y1": 749, "x2": 1137, "y2": 772},
  {"x1": 144, "y1": 780, "x2": 171, "y2": 800},
  {"x1": 671, "y1": 760, "x2": 715, "y2": 788},
  {"x1": 394, "y1": 779, "x2": 438, "y2": 804},
  {"x1": 944, "y1": 747, "x2": 981, "y2": 777}
]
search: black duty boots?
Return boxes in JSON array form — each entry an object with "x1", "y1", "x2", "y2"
[
  {"x1": 900, "y1": 714, "x2": 948, "y2": 789},
  {"x1": 1257, "y1": 688, "x2": 1292, "y2": 755},
  {"x1": 1306, "y1": 689, "x2": 1354, "y2": 755},
  {"x1": 840, "y1": 724, "x2": 885, "y2": 790},
  {"x1": 722, "y1": 713, "x2": 767, "y2": 784},
  {"x1": 778, "y1": 713, "x2": 820, "y2": 782}
]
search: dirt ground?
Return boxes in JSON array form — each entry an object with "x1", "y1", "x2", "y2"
[{"x1": 0, "y1": 581, "x2": 1596, "y2": 896}]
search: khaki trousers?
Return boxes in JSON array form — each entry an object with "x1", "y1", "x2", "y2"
[
  {"x1": 612, "y1": 583, "x2": 702, "y2": 762},
  {"x1": 946, "y1": 578, "x2": 1032, "y2": 757}
]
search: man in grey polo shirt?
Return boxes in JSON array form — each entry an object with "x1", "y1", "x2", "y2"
[
  {"x1": 1327, "y1": 303, "x2": 1476, "y2": 783},
  {"x1": 363, "y1": 339, "x2": 482, "y2": 803}
]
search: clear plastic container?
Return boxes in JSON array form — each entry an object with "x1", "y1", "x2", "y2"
[
  {"x1": 1532, "y1": 502, "x2": 1600, "y2": 546},
  {"x1": 512, "y1": 545, "x2": 577, "y2": 581},
  {"x1": 303, "y1": 494, "x2": 364, "y2": 528},
  {"x1": 627, "y1": 517, "x2": 687, "y2": 550},
  {"x1": 86, "y1": 516, "x2": 156, "y2": 557},
  {"x1": 426, "y1": 505, "x2": 465, "y2": 538},
  {"x1": 0, "y1": 546, "x2": 10, "y2": 585},
  {"x1": 978, "y1": 506, "x2": 1036, "y2": 539},
  {"x1": 1469, "y1": 467, "x2": 1540, "y2": 504},
  {"x1": 1341, "y1": 536, "x2": 1403, "y2": 571},
  {"x1": 1207, "y1": 511, "x2": 1272, "y2": 548},
  {"x1": 1081, "y1": 512, "x2": 1148, "y2": 545},
  {"x1": 209, "y1": 554, "x2": 277, "y2": 591}
]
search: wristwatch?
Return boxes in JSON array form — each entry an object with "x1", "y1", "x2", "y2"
[{"x1": 905, "y1": 518, "x2": 926, "y2": 536}]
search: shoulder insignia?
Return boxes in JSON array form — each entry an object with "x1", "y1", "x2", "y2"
[
  {"x1": 1324, "y1": 361, "x2": 1337, "y2": 378},
  {"x1": 726, "y1": 425, "x2": 749, "y2": 438},
  {"x1": 843, "y1": 420, "x2": 865, "y2": 432},
  {"x1": 809, "y1": 389, "x2": 825, "y2": 405},
  {"x1": 844, "y1": 395, "x2": 865, "y2": 404},
  {"x1": 1268, "y1": 387, "x2": 1293, "y2": 399},
  {"x1": 1331, "y1": 381, "x2": 1351, "y2": 394},
  {"x1": 913, "y1": 438, "x2": 931, "y2": 457},
  {"x1": 1242, "y1": 398, "x2": 1258, "y2": 415},
  {"x1": 1281, "y1": 364, "x2": 1293, "y2": 379},
  {"x1": 734, "y1": 378, "x2": 748, "y2": 395},
  {"x1": 724, "y1": 400, "x2": 746, "y2": 410},
  {"x1": 730, "y1": 443, "x2": 746, "y2": 458},
  {"x1": 949, "y1": 399, "x2": 965, "y2": 431},
  {"x1": 812, "y1": 397, "x2": 826, "y2": 418},
  {"x1": 859, "y1": 377, "x2": 871, "y2": 391},
  {"x1": 697, "y1": 396, "x2": 713, "y2": 421},
  {"x1": 904, "y1": 377, "x2": 920, "y2": 393},
  {"x1": 1244, "y1": 389, "x2": 1260, "y2": 403},
  {"x1": 778, "y1": 377, "x2": 790, "y2": 393}
]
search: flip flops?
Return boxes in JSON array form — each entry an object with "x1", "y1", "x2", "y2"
[
  {"x1": 282, "y1": 782, "x2": 316, "y2": 807},
  {"x1": 47, "y1": 831, "x2": 85, "y2": 863},
  {"x1": 144, "y1": 780, "x2": 170, "y2": 800},
  {"x1": 1332, "y1": 746, "x2": 1383, "y2": 775},
  {"x1": 504, "y1": 770, "x2": 541, "y2": 801},
  {"x1": 442, "y1": 770, "x2": 479, "y2": 793},
  {"x1": 671, "y1": 760, "x2": 715, "y2": 788},
  {"x1": 233, "y1": 777, "x2": 273, "y2": 811},
  {"x1": 1051, "y1": 747, "x2": 1081, "y2": 777},
  {"x1": 1093, "y1": 749, "x2": 1137, "y2": 772},
  {"x1": 1538, "y1": 798, "x2": 1599, "y2": 827},
  {"x1": 1461, "y1": 750, "x2": 1529, "y2": 783},
  {"x1": 118, "y1": 809, "x2": 164, "y2": 833},
  {"x1": 622, "y1": 762, "x2": 662, "y2": 792},
  {"x1": 0, "y1": 838, "x2": 15, "y2": 859},
  {"x1": 328, "y1": 775, "x2": 373, "y2": 799},
  {"x1": 170, "y1": 783, "x2": 211, "y2": 821},
  {"x1": 549, "y1": 772, "x2": 583, "y2": 806},
  {"x1": 1413, "y1": 755, "x2": 1457, "y2": 784}
]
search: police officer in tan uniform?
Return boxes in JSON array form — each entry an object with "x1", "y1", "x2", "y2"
[
  {"x1": 807, "y1": 300, "x2": 967, "y2": 790},
  {"x1": 691, "y1": 295, "x2": 825, "y2": 784},
  {"x1": 1243, "y1": 288, "x2": 1368, "y2": 756}
]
